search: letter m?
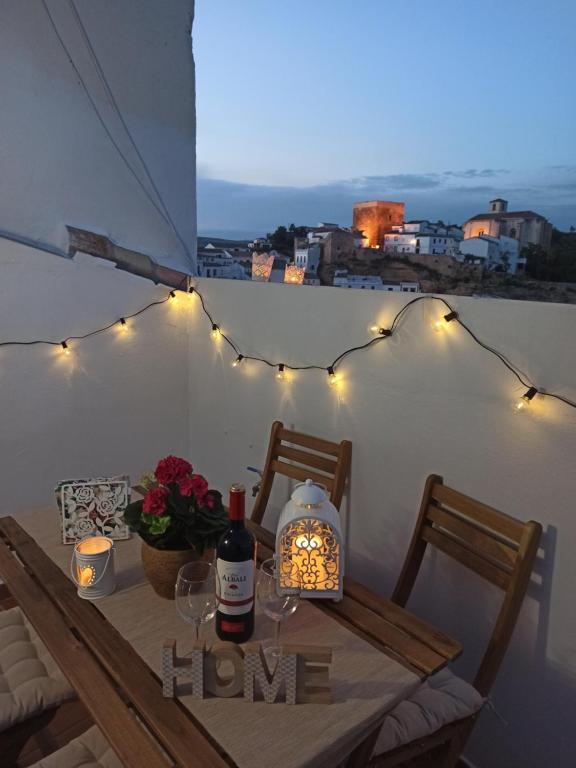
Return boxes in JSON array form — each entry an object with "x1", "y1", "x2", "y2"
[{"x1": 243, "y1": 643, "x2": 297, "y2": 704}]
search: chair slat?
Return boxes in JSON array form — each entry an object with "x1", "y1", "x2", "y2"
[
  {"x1": 276, "y1": 444, "x2": 338, "y2": 475},
  {"x1": 343, "y1": 579, "x2": 462, "y2": 662},
  {"x1": 269, "y1": 459, "x2": 335, "y2": 490},
  {"x1": 430, "y1": 484, "x2": 524, "y2": 543},
  {"x1": 427, "y1": 505, "x2": 518, "y2": 569},
  {"x1": 422, "y1": 525, "x2": 511, "y2": 590},
  {"x1": 328, "y1": 597, "x2": 447, "y2": 676},
  {"x1": 277, "y1": 427, "x2": 341, "y2": 457}
]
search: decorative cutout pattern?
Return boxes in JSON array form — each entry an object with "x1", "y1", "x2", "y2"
[
  {"x1": 251, "y1": 253, "x2": 274, "y2": 282},
  {"x1": 284, "y1": 265, "x2": 305, "y2": 284},
  {"x1": 56, "y1": 476, "x2": 130, "y2": 544},
  {"x1": 279, "y1": 519, "x2": 340, "y2": 592}
]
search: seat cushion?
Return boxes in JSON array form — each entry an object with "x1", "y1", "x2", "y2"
[
  {"x1": 0, "y1": 607, "x2": 75, "y2": 731},
  {"x1": 373, "y1": 668, "x2": 484, "y2": 755},
  {"x1": 29, "y1": 725, "x2": 122, "y2": 768}
]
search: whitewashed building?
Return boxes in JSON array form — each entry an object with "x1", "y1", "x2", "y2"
[
  {"x1": 458, "y1": 235, "x2": 522, "y2": 274},
  {"x1": 294, "y1": 241, "x2": 322, "y2": 275},
  {"x1": 333, "y1": 271, "x2": 420, "y2": 292},
  {"x1": 197, "y1": 249, "x2": 249, "y2": 279},
  {"x1": 384, "y1": 221, "x2": 462, "y2": 257}
]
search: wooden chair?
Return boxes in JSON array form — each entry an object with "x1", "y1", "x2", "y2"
[
  {"x1": 370, "y1": 473, "x2": 542, "y2": 768},
  {"x1": 250, "y1": 421, "x2": 352, "y2": 526}
]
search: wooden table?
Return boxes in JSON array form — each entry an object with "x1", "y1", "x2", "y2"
[{"x1": 0, "y1": 514, "x2": 461, "y2": 768}]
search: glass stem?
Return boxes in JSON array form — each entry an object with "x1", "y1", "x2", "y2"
[{"x1": 274, "y1": 619, "x2": 281, "y2": 648}]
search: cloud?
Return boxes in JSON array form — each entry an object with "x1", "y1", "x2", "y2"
[
  {"x1": 352, "y1": 174, "x2": 441, "y2": 190},
  {"x1": 197, "y1": 167, "x2": 576, "y2": 235},
  {"x1": 443, "y1": 168, "x2": 509, "y2": 179}
]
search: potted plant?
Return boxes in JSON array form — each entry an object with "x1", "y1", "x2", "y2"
[{"x1": 124, "y1": 455, "x2": 228, "y2": 599}]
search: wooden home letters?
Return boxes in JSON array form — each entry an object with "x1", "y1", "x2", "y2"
[{"x1": 162, "y1": 640, "x2": 332, "y2": 704}]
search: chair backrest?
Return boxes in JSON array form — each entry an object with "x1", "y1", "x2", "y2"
[
  {"x1": 250, "y1": 421, "x2": 352, "y2": 527},
  {"x1": 392, "y1": 474, "x2": 542, "y2": 696}
]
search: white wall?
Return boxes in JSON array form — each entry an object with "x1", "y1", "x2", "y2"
[
  {"x1": 0, "y1": 241, "x2": 191, "y2": 513},
  {"x1": 185, "y1": 279, "x2": 576, "y2": 768},
  {"x1": 0, "y1": 0, "x2": 196, "y2": 272}
]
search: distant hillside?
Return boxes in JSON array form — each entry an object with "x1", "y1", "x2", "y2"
[{"x1": 197, "y1": 235, "x2": 252, "y2": 249}]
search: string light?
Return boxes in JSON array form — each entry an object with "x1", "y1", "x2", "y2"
[
  {"x1": 1, "y1": 281, "x2": 574, "y2": 413},
  {"x1": 119, "y1": 318, "x2": 128, "y2": 332},
  {"x1": 515, "y1": 387, "x2": 538, "y2": 412},
  {"x1": 434, "y1": 310, "x2": 458, "y2": 331},
  {"x1": 188, "y1": 286, "x2": 195, "y2": 299}
]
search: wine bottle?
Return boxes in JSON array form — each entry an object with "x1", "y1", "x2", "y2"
[{"x1": 215, "y1": 484, "x2": 256, "y2": 643}]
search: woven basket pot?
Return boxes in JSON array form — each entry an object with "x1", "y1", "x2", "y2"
[{"x1": 141, "y1": 540, "x2": 214, "y2": 600}]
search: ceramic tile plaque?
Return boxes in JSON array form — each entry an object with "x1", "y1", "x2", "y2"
[{"x1": 55, "y1": 476, "x2": 131, "y2": 544}]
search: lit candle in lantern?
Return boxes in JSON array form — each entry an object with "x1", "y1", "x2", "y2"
[
  {"x1": 275, "y1": 480, "x2": 343, "y2": 600},
  {"x1": 72, "y1": 536, "x2": 116, "y2": 600}
]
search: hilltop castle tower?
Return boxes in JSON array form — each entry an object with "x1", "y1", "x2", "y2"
[{"x1": 353, "y1": 201, "x2": 405, "y2": 249}]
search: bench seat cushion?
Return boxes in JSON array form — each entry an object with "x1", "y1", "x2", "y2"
[
  {"x1": 373, "y1": 668, "x2": 484, "y2": 755},
  {"x1": 0, "y1": 607, "x2": 75, "y2": 732},
  {"x1": 29, "y1": 725, "x2": 122, "y2": 768}
]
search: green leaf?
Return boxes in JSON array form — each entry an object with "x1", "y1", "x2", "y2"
[{"x1": 142, "y1": 514, "x2": 171, "y2": 536}]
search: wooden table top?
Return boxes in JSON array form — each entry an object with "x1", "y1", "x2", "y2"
[{"x1": 0, "y1": 514, "x2": 462, "y2": 768}]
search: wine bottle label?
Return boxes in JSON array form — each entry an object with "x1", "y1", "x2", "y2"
[{"x1": 216, "y1": 558, "x2": 254, "y2": 616}]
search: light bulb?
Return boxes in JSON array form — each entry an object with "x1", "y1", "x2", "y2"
[
  {"x1": 327, "y1": 366, "x2": 337, "y2": 386},
  {"x1": 370, "y1": 325, "x2": 391, "y2": 337},
  {"x1": 188, "y1": 286, "x2": 195, "y2": 298},
  {"x1": 514, "y1": 387, "x2": 538, "y2": 412},
  {"x1": 433, "y1": 311, "x2": 458, "y2": 332},
  {"x1": 276, "y1": 364, "x2": 286, "y2": 380},
  {"x1": 61, "y1": 341, "x2": 70, "y2": 355},
  {"x1": 169, "y1": 290, "x2": 177, "y2": 301},
  {"x1": 232, "y1": 355, "x2": 243, "y2": 368},
  {"x1": 119, "y1": 318, "x2": 128, "y2": 332},
  {"x1": 211, "y1": 324, "x2": 220, "y2": 340}
]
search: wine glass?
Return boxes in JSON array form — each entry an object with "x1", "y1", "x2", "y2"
[
  {"x1": 257, "y1": 558, "x2": 300, "y2": 663},
  {"x1": 175, "y1": 561, "x2": 217, "y2": 642}
]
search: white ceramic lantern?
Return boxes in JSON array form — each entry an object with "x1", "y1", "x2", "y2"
[
  {"x1": 276, "y1": 479, "x2": 344, "y2": 600},
  {"x1": 70, "y1": 536, "x2": 116, "y2": 600}
]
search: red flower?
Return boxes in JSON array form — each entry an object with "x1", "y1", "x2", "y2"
[
  {"x1": 143, "y1": 487, "x2": 169, "y2": 516},
  {"x1": 155, "y1": 455, "x2": 192, "y2": 486},
  {"x1": 179, "y1": 474, "x2": 209, "y2": 505}
]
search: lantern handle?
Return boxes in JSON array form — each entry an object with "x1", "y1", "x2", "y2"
[{"x1": 70, "y1": 543, "x2": 113, "y2": 588}]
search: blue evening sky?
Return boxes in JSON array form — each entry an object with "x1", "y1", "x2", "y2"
[{"x1": 194, "y1": 0, "x2": 576, "y2": 236}]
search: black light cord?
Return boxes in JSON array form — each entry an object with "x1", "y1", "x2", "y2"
[{"x1": 1, "y1": 280, "x2": 575, "y2": 411}]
